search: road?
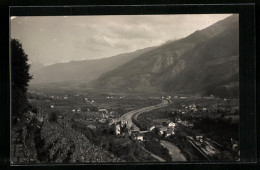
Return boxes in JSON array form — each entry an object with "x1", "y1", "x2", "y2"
[
  {"x1": 142, "y1": 146, "x2": 166, "y2": 162},
  {"x1": 121, "y1": 99, "x2": 188, "y2": 162},
  {"x1": 121, "y1": 99, "x2": 169, "y2": 131},
  {"x1": 120, "y1": 99, "x2": 169, "y2": 162},
  {"x1": 160, "y1": 140, "x2": 187, "y2": 161}
]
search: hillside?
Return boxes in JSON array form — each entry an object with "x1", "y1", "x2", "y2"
[
  {"x1": 93, "y1": 14, "x2": 239, "y2": 97},
  {"x1": 30, "y1": 46, "x2": 155, "y2": 85}
]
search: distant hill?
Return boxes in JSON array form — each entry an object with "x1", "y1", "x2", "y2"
[
  {"x1": 93, "y1": 14, "x2": 239, "y2": 97},
  {"x1": 29, "y1": 62, "x2": 45, "y2": 73},
  {"x1": 30, "y1": 46, "x2": 155, "y2": 85}
]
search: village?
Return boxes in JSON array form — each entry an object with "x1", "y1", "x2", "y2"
[{"x1": 13, "y1": 89, "x2": 239, "y2": 163}]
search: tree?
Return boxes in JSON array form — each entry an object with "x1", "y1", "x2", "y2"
[{"x1": 11, "y1": 39, "x2": 32, "y2": 121}]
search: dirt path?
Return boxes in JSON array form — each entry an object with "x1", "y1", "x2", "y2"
[{"x1": 160, "y1": 140, "x2": 187, "y2": 161}]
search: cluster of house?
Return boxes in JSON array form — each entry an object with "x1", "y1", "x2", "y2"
[
  {"x1": 176, "y1": 119, "x2": 194, "y2": 127},
  {"x1": 174, "y1": 103, "x2": 210, "y2": 115},
  {"x1": 98, "y1": 109, "x2": 115, "y2": 123},
  {"x1": 160, "y1": 96, "x2": 172, "y2": 99},
  {"x1": 85, "y1": 97, "x2": 95, "y2": 103},
  {"x1": 50, "y1": 95, "x2": 68, "y2": 100},
  {"x1": 150, "y1": 120, "x2": 176, "y2": 137},
  {"x1": 106, "y1": 118, "x2": 145, "y2": 141},
  {"x1": 105, "y1": 96, "x2": 126, "y2": 99},
  {"x1": 72, "y1": 108, "x2": 81, "y2": 112}
]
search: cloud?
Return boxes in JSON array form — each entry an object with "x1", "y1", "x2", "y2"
[{"x1": 11, "y1": 14, "x2": 232, "y2": 66}]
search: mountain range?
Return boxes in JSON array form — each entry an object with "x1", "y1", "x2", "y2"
[
  {"x1": 31, "y1": 14, "x2": 239, "y2": 97},
  {"x1": 30, "y1": 46, "x2": 155, "y2": 84},
  {"x1": 92, "y1": 14, "x2": 239, "y2": 97}
]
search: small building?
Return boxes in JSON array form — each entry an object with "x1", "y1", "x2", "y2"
[
  {"x1": 114, "y1": 123, "x2": 121, "y2": 135},
  {"x1": 164, "y1": 129, "x2": 174, "y2": 137},
  {"x1": 189, "y1": 103, "x2": 196, "y2": 108},
  {"x1": 64, "y1": 96, "x2": 68, "y2": 100},
  {"x1": 72, "y1": 109, "x2": 76, "y2": 112},
  {"x1": 131, "y1": 131, "x2": 144, "y2": 141},
  {"x1": 173, "y1": 96, "x2": 179, "y2": 99},
  {"x1": 50, "y1": 105, "x2": 54, "y2": 108},
  {"x1": 196, "y1": 136, "x2": 203, "y2": 142},
  {"x1": 157, "y1": 127, "x2": 168, "y2": 136},
  {"x1": 167, "y1": 122, "x2": 176, "y2": 128}
]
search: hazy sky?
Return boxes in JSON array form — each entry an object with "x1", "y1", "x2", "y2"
[{"x1": 11, "y1": 14, "x2": 232, "y2": 66}]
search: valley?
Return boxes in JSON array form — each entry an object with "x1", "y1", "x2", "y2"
[{"x1": 11, "y1": 14, "x2": 240, "y2": 164}]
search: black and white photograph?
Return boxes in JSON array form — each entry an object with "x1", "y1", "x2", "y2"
[{"x1": 10, "y1": 14, "x2": 240, "y2": 164}]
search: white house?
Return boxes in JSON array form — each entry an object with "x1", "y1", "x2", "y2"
[
  {"x1": 167, "y1": 122, "x2": 176, "y2": 128},
  {"x1": 114, "y1": 123, "x2": 121, "y2": 135},
  {"x1": 164, "y1": 129, "x2": 175, "y2": 137},
  {"x1": 131, "y1": 132, "x2": 144, "y2": 141}
]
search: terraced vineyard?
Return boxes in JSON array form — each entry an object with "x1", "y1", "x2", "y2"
[{"x1": 40, "y1": 121, "x2": 123, "y2": 163}]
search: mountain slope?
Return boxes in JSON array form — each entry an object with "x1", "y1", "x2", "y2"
[
  {"x1": 93, "y1": 14, "x2": 239, "y2": 96},
  {"x1": 30, "y1": 46, "x2": 155, "y2": 85}
]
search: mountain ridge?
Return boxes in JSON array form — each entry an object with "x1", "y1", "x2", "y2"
[
  {"x1": 30, "y1": 46, "x2": 156, "y2": 84},
  {"x1": 93, "y1": 14, "x2": 239, "y2": 97}
]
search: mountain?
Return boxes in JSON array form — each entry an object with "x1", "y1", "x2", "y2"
[
  {"x1": 29, "y1": 62, "x2": 45, "y2": 73},
  {"x1": 93, "y1": 14, "x2": 239, "y2": 97},
  {"x1": 30, "y1": 46, "x2": 155, "y2": 85}
]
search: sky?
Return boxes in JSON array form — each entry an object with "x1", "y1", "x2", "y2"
[{"x1": 11, "y1": 14, "x2": 232, "y2": 67}]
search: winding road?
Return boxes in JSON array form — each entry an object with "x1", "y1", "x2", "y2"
[{"x1": 121, "y1": 99, "x2": 169, "y2": 130}]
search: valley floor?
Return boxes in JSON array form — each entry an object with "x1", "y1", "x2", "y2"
[{"x1": 11, "y1": 89, "x2": 239, "y2": 163}]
